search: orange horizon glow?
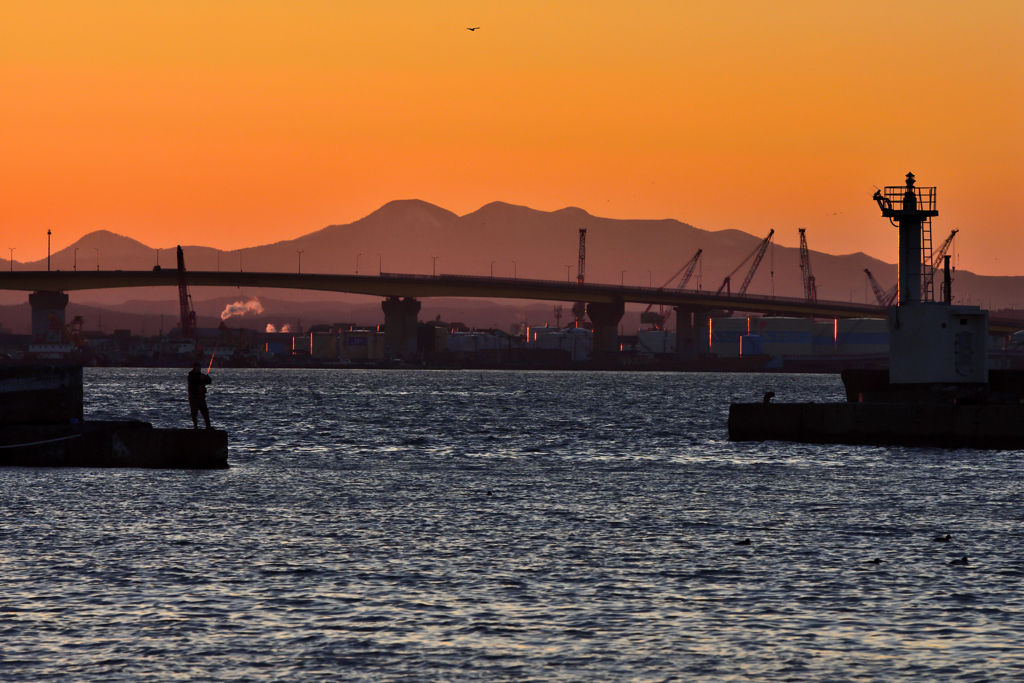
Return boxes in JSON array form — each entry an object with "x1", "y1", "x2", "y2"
[{"x1": 1, "y1": 2, "x2": 1022, "y2": 274}]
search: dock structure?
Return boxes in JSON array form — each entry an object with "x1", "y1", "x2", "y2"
[
  {"x1": 729, "y1": 402, "x2": 1024, "y2": 450},
  {"x1": 1, "y1": 365, "x2": 228, "y2": 469},
  {"x1": 729, "y1": 173, "x2": 1020, "y2": 450}
]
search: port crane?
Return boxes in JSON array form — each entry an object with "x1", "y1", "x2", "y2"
[
  {"x1": 864, "y1": 268, "x2": 898, "y2": 307},
  {"x1": 798, "y1": 228, "x2": 817, "y2": 303},
  {"x1": 640, "y1": 249, "x2": 703, "y2": 330},
  {"x1": 923, "y1": 229, "x2": 958, "y2": 294},
  {"x1": 571, "y1": 228, "x2": 587, "y2": 326},
  {"x1": 864, "y1": 229, "x2": 956, "y2": 308},
  {"x1": 177, "y1": 246, "x2": 198, "y2": 346},
  {"x1": 716, "y1": 230, "x2": 774, "y2": 295}
]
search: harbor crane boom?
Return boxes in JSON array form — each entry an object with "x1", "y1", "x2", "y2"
[
  {"x1": 717, "y1": 230, "x2": 774, "y2": 295},
  {"x1": 640, "y1": 249, "x2": 703, "y2": 330},
  {"x1": 864, "y1": 268, "x2": 897, "y2": 307},
  {"x1": 922, "y1": 229, "x2": 958, "y2": 293},
  {"x1": 798, "y1": 228, "x2": 817, "y2": 303}
]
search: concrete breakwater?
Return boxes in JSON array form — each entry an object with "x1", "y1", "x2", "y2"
[
  {"x1": 729, "y1": 402, "x2": 1024, "y2": 450},
  {"x1": 0, "y1": 421, "x2": 229, "y2": 468},
  {"x1": 1, "y1": 365, "x2": 228, "y2": 469}
]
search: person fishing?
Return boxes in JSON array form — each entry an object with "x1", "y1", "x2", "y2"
[{"x1": 187, "y1": 361, "x2": 213, "y2": 429}]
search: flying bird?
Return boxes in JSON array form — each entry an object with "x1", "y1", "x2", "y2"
[{"x1": 467, "y1": 27, "x2": 480, "y2": 31}]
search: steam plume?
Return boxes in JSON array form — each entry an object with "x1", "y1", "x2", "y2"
[{"x1": 221, "y1": 297, "x2": 264, "y2": 320}]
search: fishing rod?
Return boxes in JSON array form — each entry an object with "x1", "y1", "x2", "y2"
[{"x1": 207, "y1": 350, "x2": 215, "y2": 374}]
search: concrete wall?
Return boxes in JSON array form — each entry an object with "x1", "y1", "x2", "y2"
[
  {"x1": 0, "y1": 364, "x2": 83, "y2": 425},
  {"x1": 889, "y1": 304, "x2": 988, "y2": 384}
]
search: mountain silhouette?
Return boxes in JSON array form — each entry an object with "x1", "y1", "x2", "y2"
[{"x1": 1, "y1": 200, "x2": 1016, "y2": 310}]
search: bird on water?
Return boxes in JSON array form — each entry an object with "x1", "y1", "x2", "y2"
[
  {"x1": 868, "y1": 558, "x2": 883, "y2": 564},
  {"x1": 950, "y1": 556, "x2": 969, "y2": 566},
  {"x1": 734, "y1": 539, "x2": 751, "y2": 546},
  {"x1": 933, "y1": 534, "x2": 952, "y2": 542}
]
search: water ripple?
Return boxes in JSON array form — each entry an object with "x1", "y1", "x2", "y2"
[{"x1": 0, "y1": 369, "x2": 1021, "y2": 681}]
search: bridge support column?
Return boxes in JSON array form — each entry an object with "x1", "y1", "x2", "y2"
[
  {"x1": 29, "y1": 291, "x2": 69, "y2": 343},
  {"x1": 586, "y1": 300, "x2": 625, "y2": 359},
  {"x1": 382, "y1": 296, "x2": 421, "y2": 359},
  {"x1": 673, "y1": 307, "x2": 712, "y2": 360}
]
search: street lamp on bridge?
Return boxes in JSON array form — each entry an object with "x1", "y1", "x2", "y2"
[
  {"x1": 356, "y1": 253, "x2": 361, "y2": 274},
  {"x1": 377, "y1": 253, "x2": 382, "y2": 275},
  {"x1": 512, "y1": 261, "x2": 517, "y2": 280},
  {"x1": 74, "y1": 248, "x2": 78, "y2": 271},
  {"x1": 490, "y1": 260, "x2": 496, "y2": 277},
  {"x1": 621, "y1": 270, "x2": 626, "y2": 286},
  {"x1": 297, "y1": 251, "x2": 304, "y2": 274},
  {"x1": 8, "y1": 248, "x2": 14, "y2": 272},
  {"x1": 431, "y1": 256, "x2": 439, "y2": 277},
  {"x1": 94, "y1": 247, "x2": 99, "y2": 271}
]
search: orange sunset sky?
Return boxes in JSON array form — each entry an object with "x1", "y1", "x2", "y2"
[{"x1": 2, "y1": 2, "x2": 1022, "y2": 274}]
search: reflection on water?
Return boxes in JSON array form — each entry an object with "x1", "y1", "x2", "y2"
[{"x1": 0, "y1": 369, "x2": 1021, "y2": 681}]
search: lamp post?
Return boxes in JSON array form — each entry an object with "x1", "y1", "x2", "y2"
[
  {"x1": 356, "y1": 253, "x2": 361, "y2": 274},
  {"x1": 94, "y1": 247, "x2": 99, "y2": 271},
  {"x1": 156, "y1": 248, "x2": 160, "y2": 268},
  {"x1": 297, "y1": 250, "x2": 304, "y2": 274},
  {"x1": 512, "y1": 260, "x2": 517, "y2": 280},
  {"x1": 47, "y1": 229, "x2": 51, "y2": 272},
  {"x1": 377, "y1": 253, "x2": 382, "y2": 275},
  {"x1": 621, "y1": 270, "x2": 626, "y2": 286},
  {"x1": 8, "y1": 247, "x2": 14, "y2": 272},
  {"x1": 566, "y1": 265, "x2": 573, "y2": 282},
  {"x1": 74, "y1": 248, "x2": 78, "y2": 271},
  {"x1": 431, "y1": 256, "x2": 439, "y2": 276},
  {"x1": 217, "y1": 250, "x2": 221, "y2": 272},
  {"x1": 646, "y1": 269, "x2": 652, "y2": 288},
  {"x1": 490, "y1": 260, "x2": 496, "y2": 277}
]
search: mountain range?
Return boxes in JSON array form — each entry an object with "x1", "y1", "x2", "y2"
[{"x1": 1, "y1": 200, "x2": 1019, "y2": 320}]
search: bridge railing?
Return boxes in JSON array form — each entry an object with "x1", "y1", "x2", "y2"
[{"x1": 380, "y1": 271, "x2": 884, "y2": 312}]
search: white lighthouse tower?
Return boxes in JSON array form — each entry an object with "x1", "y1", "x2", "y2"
[{"x1": 873, "y1": 173, "x2": 988, "y2": 386}]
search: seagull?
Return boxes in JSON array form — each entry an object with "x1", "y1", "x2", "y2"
[{"x1": 467, "y1": 27, "x2": 480, "y2": 31}]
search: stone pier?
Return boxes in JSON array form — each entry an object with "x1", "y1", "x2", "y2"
[{"x1": 382, "y1": 296, "x2": 421, "y2": 360}]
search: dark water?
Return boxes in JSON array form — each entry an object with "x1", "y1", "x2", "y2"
[{"x1": 2, "y1": 369, "x2": 1022, "y2": 681}]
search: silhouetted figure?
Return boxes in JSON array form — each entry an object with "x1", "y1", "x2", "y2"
[
  {"x1": 763, "y1": 391, "x2": 775, "y2": 404},
  {"x1": 188, "y1": 361, "x2": 212, "y2": 429}
]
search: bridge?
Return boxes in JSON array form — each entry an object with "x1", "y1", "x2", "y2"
[{"x1": 2, "y1": 270, "x2": 1019, "y2": 358}]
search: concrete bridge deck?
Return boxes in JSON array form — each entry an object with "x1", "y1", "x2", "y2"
[{"x1": 1, "y1": 270, "x2": 1018, "y2": 337}]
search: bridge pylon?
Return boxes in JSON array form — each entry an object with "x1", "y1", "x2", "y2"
[{"x1": 381, "y1": 296, "x2": 421, "y2": 360}]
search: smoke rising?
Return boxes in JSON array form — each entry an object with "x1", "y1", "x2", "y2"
[
  {"x1": 221, "y1": 297, "x2": 264, "y2": 320},
  {"x1": 265, "y1": 324, "x2": 277, "y2": 333}
]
